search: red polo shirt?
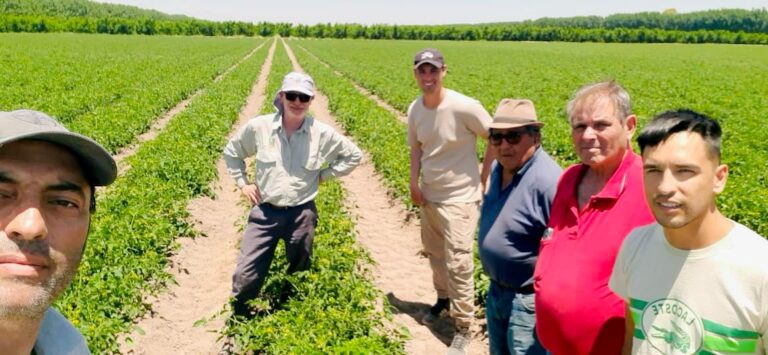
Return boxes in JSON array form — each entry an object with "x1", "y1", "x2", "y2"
[{"x1": 534, "y1": 151, "x2": 653, "y2": 355}]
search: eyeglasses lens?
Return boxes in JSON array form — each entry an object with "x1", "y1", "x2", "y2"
[
  {"x1": 285, "y1": 92, "x2": 311, "y2": 103},
  {"x1": 489, "y1": 131, "x2": 524, "y2": 145}
]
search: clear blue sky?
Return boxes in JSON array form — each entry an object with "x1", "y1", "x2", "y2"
[{"x1": 95, "y1": 0, "x2": 767, "y2": 25}]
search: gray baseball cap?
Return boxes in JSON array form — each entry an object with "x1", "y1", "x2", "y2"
[
  {"x1": 413, "y1": 48, "x2": 445, "y2": 69},
  {"x1": 0, "y1": 109, "x2": 117, "y2": 186}
]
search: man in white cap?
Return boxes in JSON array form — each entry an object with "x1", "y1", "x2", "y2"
[
  {"x1": 407, "y1": 47, "x2": 493, "y2": 354},
  {"x1": 223, "y1": 71, "x2": 362, "y2": 317},
  {"x1": 478, "y1": 99, "x2": 561, "y2": 355},
  {"x1": 0, "y1": 109, "x2": 118, "y2": 354}
]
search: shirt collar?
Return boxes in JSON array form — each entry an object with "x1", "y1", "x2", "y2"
[
  {"x1": 515, "y1": 146, "x2": 542, "y2": 177},
  {"x1": 491, "y1": 146, "x2": 543, "y2": 192},
  {"x1": 272, "y1": 113, "x2": 313, "y2": 134},
  {"x1": 270, "y1": 112, "x2": 282, "y2": 132},
  {"x1": 589, "y1": 150, "x2": 639, "y2": 200}
]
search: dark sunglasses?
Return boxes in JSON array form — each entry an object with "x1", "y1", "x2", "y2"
[
  {"x1": 489, "y1": 130, "x2": 527, "y2": 146},
  {"x1": 285, "y1": 91, "x2": 311, "y2": 103}
]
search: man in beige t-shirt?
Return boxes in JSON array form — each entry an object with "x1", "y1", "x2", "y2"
[{"x1": 407, "y1": 48, "x2": 493, "y2": 355}]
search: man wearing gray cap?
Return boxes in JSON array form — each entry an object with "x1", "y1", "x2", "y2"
[
  {"x1": 0, "y1": 109, "x2": 117, "y2": 354},
  {"x1": 223, "y1": 72, "x2": 362, "y2": 317},
  {"x1": 478, "y1": 99, "x2": 561, "y2": 355},
  {"x1": 407, "y1": 47, "x2": 493, "y2": 354}
]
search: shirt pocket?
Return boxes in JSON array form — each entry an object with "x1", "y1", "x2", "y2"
[
  {"x1": 255, "y1": 148, "x2": 278, "y2": 169},
  {"x1": 304, "y1": 153, "x2": 322, "y2": 171}
]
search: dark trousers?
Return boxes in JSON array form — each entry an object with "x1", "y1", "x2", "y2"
[{"x1": 231, "y1": 201, "x2": 318, "y2": 316}]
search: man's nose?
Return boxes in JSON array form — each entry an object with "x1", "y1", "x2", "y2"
[
  {"x1": 656, "y1": 170, "x2": 677, "y2": 196},
  {"x1": 4, "y1": 207, "x2": 48, "y2": 241},
  {"x1": 582, "y1": 126, "x2": 597, "y2": 139}
]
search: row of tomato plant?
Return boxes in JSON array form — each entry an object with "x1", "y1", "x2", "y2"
[
  {"x1": 0, "y1": 33, "x2": 262, "y2": 153},
  {"x1": 52, "y1": 39, "x2": 269, "y2": 353},
  {"x1": 221, "y1": 39, "x2": 406, "y2": 354},
  {"x1": 290, "y1": 41, "x2": 493, "y2": 309},
  {"x1": 294, "y1": 38, "x2": 768, "y2": 238}
]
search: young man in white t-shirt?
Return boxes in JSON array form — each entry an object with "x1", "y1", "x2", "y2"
[{"x1": 609, "y1": 109, "x2": 768, "y2": 355}]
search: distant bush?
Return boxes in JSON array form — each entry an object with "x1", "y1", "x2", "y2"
[{"x1": 1, "y1": 0, "x2": 767, "y2": 44}]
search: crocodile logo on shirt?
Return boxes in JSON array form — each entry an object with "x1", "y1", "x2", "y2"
[
  {"x1": 651, "y1": 321, "x2": 690, "y2": 353},
  {"x1": 641, "y1": 299, "x2": 703, "y2": 354}
]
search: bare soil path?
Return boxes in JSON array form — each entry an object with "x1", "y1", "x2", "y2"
[
  {"x1": 120, "y1": 39, "x2": 276, "y2": 354},
  {"x1": 282, "y1": 39, "x2": 489, "y2": 355}
]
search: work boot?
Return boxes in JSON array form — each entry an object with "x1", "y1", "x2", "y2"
[
  {"x1": 447, "y1": 326, "x2": 471, "y2": 355},
  {"x1": 421, "y1": 297, "x2": 450, "y2": 325}
]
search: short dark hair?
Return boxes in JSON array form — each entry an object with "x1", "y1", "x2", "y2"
[
  {"x1": 637, "y1": 109, "x2": 722, "y2": 162},
  {"x1": 89, "y1": 185, "x2": 97, "y2": 213}
]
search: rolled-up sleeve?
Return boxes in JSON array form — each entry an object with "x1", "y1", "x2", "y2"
[
  {"x1": 223, "y1": 121, "x2": 258, "y2": 188},
  {"x1": 319, "y1": 130, "x2": 362, "y2": 182}
]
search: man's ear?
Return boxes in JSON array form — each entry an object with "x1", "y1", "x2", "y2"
[
  {"x1": 624, "y1": 114, "x2": 637, "y2": 137},
  {"x1": 713, "y1": 163, "x2": 728, "y2": 194}
]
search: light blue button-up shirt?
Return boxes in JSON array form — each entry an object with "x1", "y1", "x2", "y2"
[{"x1": 223, "y1": 113, "x2": 362, "y2": 207}]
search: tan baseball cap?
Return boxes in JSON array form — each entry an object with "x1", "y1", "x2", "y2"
[{"x1": 490, "y1": 99, "x2": 545, "y2": 130}]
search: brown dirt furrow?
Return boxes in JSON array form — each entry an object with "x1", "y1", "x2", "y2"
[
  {"x1": 119, "y1": 38, "x2": 277, "y2": 355},
  {"x1": 113, "y1": 41, "x2": 268, "y2": 175},
  {"x1": 282, "y1": 39, "x2": 488, "y2": 355}
]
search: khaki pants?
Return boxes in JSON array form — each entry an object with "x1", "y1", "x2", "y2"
[{"x1": 420, "y1": 201, "x2": 479, "y2": 328}]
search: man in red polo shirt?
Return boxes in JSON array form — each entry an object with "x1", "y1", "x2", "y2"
[{"x1": 533, "y1": 81, "x2": 654, "y2": 354}]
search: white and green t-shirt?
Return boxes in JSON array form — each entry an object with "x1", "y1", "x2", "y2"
[{"x1": 609, "y1": 221, "x2": 768, "y2": 355}]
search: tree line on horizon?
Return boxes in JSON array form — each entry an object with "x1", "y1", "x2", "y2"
[{"x1": 1, "y1": 0, "x2": 766, "y2": 44}]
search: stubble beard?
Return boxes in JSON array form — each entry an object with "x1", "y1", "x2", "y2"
[{"x1": 0, "y1": 242, "x2": 82, "y2": 320}]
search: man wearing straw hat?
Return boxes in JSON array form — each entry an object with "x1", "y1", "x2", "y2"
[{"x1": 478, "y1": 99, "x2": 561, "y2": 355}]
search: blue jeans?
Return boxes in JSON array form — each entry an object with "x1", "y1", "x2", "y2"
[{"x1": 486, "y1": 281, "x2": 545, "y2": 355}]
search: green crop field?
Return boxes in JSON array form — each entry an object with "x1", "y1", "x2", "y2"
[
  {"x1": 293, "y1": 38, "x2": 768, "y2": 238},
  {"x1": 2, "y1": 32, "x2": 767, "y2": 353},
  {"x1": 0, "y1": 33, "x2": 261, "y2": 152},
  {"x1": 1, "y1": 33, "x2": 268, "y2": 351}
]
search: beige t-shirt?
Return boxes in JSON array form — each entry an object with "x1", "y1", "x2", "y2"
[{"x1": 408, "y1": 89, "x2": 491, "y2": 203}]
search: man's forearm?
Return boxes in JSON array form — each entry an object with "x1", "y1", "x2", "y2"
[
  {"x1": 223, "y1": 154, "x2": 248, "y2": 188},
  {"x1": 409, "y1": 145, "x2": 422, "y2": 186},
  {"x1": 622, "y1": 303, "x2": 634, "y2": 355},
  {"x1": 481, "y1": 145, "x2": 493, "y2": 189}
]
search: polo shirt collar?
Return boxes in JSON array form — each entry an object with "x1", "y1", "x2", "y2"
[
  {"x1": 515, "y1": 146, "x2": 542, "y2": 177},
  {"x1": 590, "y1": 150, "x2": 638, "y2": 200},
  {"x1": 492, "y1": 146, "x2": 542, "y2": 193}
]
